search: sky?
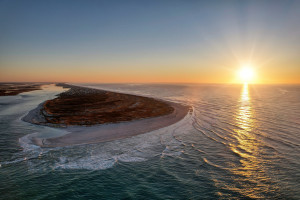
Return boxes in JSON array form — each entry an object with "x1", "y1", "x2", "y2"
[{"x1": 0, "y1": 0, "x2": 299, "y2": 84}]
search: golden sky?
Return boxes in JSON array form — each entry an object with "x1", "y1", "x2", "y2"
[{"x1": 1, "y1": 1, "x2": 300, "y2": 84}]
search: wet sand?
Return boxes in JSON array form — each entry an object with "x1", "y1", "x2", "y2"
[{"x1": 23, "y1": 84, "x2": 190, "y2": 147}]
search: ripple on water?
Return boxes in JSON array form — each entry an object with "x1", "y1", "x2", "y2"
[{"x1": 1, "y1": 84, "x2": 300, "y2": 199}]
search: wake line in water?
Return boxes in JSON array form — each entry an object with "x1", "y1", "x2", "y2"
[
  {"x1": 256, "y1": 129, "x2": 300, "y2": 149},
  {"x1": 192, "y1": 110, "x2": 298, "y2": 162},
  {"x1": 191, "y1": 120, "x2": 254, "y2": 161},
  {"x1": 257, "y1": 116, "x2": 300, "y2": 131},
  {"x1": 192, "y1": 122, "x2": 227, "y2": 146}
]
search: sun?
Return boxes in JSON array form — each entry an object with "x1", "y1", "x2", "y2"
[{"x1": 238, "y1": 65, "x2": 255, "y2": 83}]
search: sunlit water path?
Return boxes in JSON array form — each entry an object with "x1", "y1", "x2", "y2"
[{"x1": 0, "y1": 83, "x2": 299, "y2": 199}]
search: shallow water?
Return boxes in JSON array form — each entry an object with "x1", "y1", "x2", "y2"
[{"x1": 0, "y1": 83, "x2": 299, "y2": 199}]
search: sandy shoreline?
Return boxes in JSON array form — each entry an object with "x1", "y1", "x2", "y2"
[{"x1": 23, "y1": 84, "x2": 190, "y2": 147}]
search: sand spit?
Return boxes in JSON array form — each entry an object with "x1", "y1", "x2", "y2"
[{"x1": 23, "y1": 83, "x2": 190, "y2": 147}]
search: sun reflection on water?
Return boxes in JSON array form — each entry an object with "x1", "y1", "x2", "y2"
[
  {"x1": 225, "y1": 83, "x2": 276, "y2": 198},
  {"x1": 238, "y1": 83, "x2": 252, "y2": 130}
]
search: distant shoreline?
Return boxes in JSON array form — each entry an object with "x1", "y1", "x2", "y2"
[
  {"x1": 0, "y1": 83, "x2": 44, "y2": 96},
  {"x1": 23, "y1": 83, "x2": 190, "y2": 147}
]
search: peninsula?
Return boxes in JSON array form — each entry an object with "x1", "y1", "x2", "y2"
[{"x1": 23, "y1": 84, "x2": 190, "y2": 147}]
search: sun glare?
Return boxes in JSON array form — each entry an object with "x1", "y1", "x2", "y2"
[{"x1": 238, "y1": 65, "x2": 255, "y2": 83}]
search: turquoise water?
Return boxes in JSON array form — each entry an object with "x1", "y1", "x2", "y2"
[{"x1": 0, "y1": 83, "x2": 300, "y2": 199}]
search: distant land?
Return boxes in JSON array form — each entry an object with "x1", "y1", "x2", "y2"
[{"x1": 0, "y1": 82, "x2": 45, "y2": 96}]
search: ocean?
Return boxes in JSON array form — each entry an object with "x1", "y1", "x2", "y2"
[{"x1": 0, "y1": 83, "x2": 299, "y2": 199}]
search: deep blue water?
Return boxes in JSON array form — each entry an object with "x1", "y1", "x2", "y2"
[{"x1": 0, "y1": 83, "x2": 300, "y2": 199}]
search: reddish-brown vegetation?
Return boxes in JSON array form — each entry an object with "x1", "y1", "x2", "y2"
[{"x1": 42, "y1": 85, "x2": 174, "y2": 126}]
